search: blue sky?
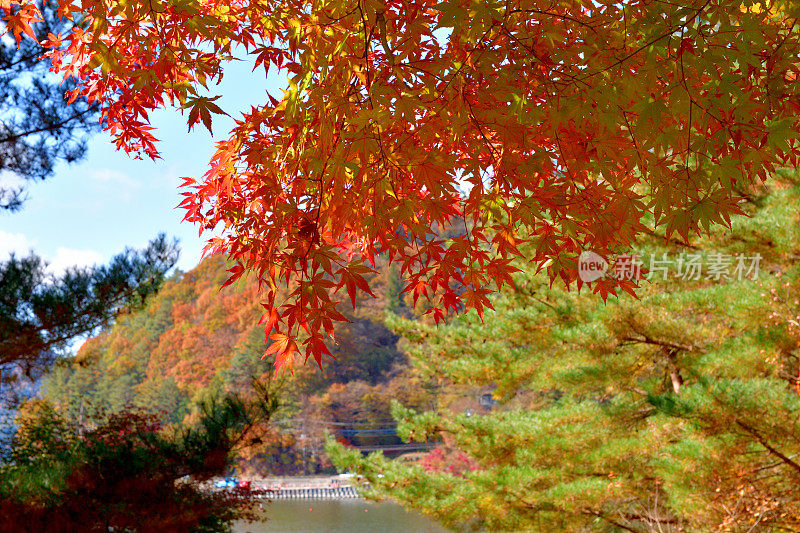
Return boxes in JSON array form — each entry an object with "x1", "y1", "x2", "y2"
[{"x1": 0, "y1": 59, "x2": 277, "y2": 274}]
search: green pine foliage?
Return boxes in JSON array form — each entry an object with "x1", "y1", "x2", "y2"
[
  {"x1": 329, "y1": 171, "x2": 800, "y2": 531},
  {"x1": 0, "y1": 0, "x2": 99, "y2": 212},
  {"x1": 0, "y1": 234, "x2": 179, "y2": 407}
]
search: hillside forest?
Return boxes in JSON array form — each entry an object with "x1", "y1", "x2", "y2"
[
  {"x1": 331, "y1": 170, "x2": 800, "y2": 531},
  {"x1": 42, "y1": 253, "x2": 439, "y2": 476},
  {"x1": 3, "y1": 0, "x2": 800, "y2": 531},
  {"x1": 21, "y1": 169, "x2": 800, "y2": 531}
]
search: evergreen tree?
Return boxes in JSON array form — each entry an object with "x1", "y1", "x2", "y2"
[
  {"x1": 0, "y1": 234, "x2": 178, "y2": 406},
  {"x1": 0, "y1": 0, "x2": 98, "y2": 210},
  {"x1": 330, "y1": 171, "x2": 800, "y2": 531}
]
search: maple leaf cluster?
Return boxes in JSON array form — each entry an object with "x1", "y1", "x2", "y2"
[{"x1": 18, "y1": 0, "x2": 800, "y2": 371}]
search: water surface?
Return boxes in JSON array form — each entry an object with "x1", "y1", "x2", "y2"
[{"x1": 234, "y1": 499, "x2": 450, "y2": 533}]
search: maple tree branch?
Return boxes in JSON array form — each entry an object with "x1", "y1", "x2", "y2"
[
  {"x1": 396, "y1": 61, "x2": 445, "y2": 83},
  {"x1": 507, "y1": 8, "x2": 599, "y2": 33},
  {"x1": 463, "y1": 95, "x2": 503, "y2": 180},
  {"x1": 300, "y1": 110, "x2": 349, "y2": 266},
  {"x1": 375, "y1": 9, "x2": 393, "y2": 65},
  {"x1": 354, "y1": 0, "x2": 409, "y2": 223},
  {"x1": 356, "y1": 0, "x2": 375, "y2": 83},
  {"x1": 146, "y1": 0, "x2": 167, "y2": 14},
  {"x1": 495, "y1": 25, "x2": 585, "y2": 89},
  {"x1": 618, "y1": 106, "x2": 646, "y2": 172},
  {"x1": 642, "y1": 228, "x2": 700, "y2": 249},
  {"x1": 434, "y1": 23, "x2": 499, "y2": 104},
  {"x1": 673, "y1": 30, "x2": 730, "y2": 150},
  {"x1": 577, "y1": 0, "x2": 713, "y2": 83},
  {"x1": 318, "y1": 4, "x2": 361, "y2": 24},
  {"x1": 682, "y1": 51, "x2": 694, "y2": 181}
]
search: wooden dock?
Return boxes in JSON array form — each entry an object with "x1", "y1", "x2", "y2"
[
  {"x1": 259, "y1": 486, "x2": 360, "y2": 499},
  {"x1": 207, "y1": 476, "x2": 363, "y2": 500}
]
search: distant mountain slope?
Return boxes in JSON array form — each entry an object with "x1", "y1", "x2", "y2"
[
  {"x1": 42, "y1": 254, "x2": 434, "y2": 474},
  {"x1": 45, "y1": 256, "x2": 254, "y2": 419}
]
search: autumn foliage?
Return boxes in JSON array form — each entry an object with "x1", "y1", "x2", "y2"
[{"x1": 7, "y1": 0, "x2": 800, "y2": 370}]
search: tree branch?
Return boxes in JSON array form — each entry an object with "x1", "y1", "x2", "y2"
[
  {"x1": 621, "y1": 334, "x2": 694, "y2": 353},
  {"x1": 735, "y1": 420, "x2": 800, "y2": 477}
]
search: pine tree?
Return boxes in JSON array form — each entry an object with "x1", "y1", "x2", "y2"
[
  {"x1": 0, "y1": 0, "x2": 98, "y2": 210},
  {"x1": 330, "y1": 170, "x2": 800, "y2": 531},
  {"x1": 0, "y1": 234, "x2": 178, "y2": 406}
]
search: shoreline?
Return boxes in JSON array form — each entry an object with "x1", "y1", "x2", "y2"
[{"x1": 205, "y1": 474, "x2": 363, "y2": 500}]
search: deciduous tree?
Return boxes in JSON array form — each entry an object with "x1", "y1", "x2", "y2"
[
  {"x1": 17, "y1": 0, "x2": 800, "y2": 369},
  {"x1": 0, "y1": 388, "x2": 277, "y2": 533}
]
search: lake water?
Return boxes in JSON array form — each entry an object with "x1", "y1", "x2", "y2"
[{"x1": 233, "y1": 499, "x2": 450, "y2": 533}]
